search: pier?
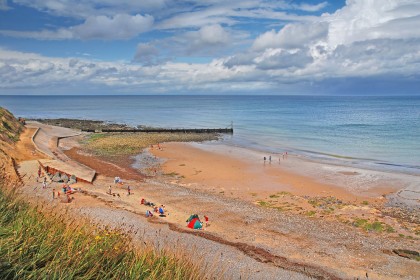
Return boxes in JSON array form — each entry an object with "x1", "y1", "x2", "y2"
[{"x1": 81, "y1": 128, "x2": 233, "y2": 134}]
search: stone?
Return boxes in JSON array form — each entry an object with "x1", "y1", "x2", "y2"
[
  {"x1": 61, "y1": 173, "x2": 69, "y2": 183},
  {"x1": 51, "y1": 172, "x2": 62, "y2": 182},
  {"x1": 393, "y1": 249, "x2": 419, "y2": 260}
]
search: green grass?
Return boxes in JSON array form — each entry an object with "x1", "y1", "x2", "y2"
[
  {"x1": 164, "y1": 172, "x2": 179, "y2": 177},
  {"x1": 87, "y1": 133, "x2": 107, "y2": 142},
  {"x1": 0, "y1": 187, "x2": 202, "y2": 280},
  {"x1": 306, "y1": 211, "x2": 316, "y2": 217},
  {"x1": 353, "y1": 219, "x2": 384, "y2": 233},
  {"x1": 257, "y1": 201, "x2": 271, "y2": 207}
]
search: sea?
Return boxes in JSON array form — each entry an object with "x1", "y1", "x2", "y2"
[{"x1": 1, "y1": 95, "x2": 419, "y2": 175}]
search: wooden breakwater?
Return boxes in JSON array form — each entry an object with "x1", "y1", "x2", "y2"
[{"x1": 81, "y1": 128, "x2": 233, "y2": 134}]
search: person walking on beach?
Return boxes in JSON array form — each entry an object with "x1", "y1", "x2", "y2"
[
  {"x1": 204, "y1": 215, "x2": 209, "y2": 227},
  {"x1": 127, "y1": 185, "x2": 131, "y2": 196},
  {"x1": 52, "y1": 188, "x2": 55, "y2": 199},
  {"x1": 269, "y1": 155, "x2": 271, "y2": 163},
  {"x1": 108, "y1": 185, "x2": 112, "y2": 195},
  {"x1": 38, "y1": 167, "x2": 41, "y2": 179},
  {"x1": 263, "y1": 156, "x2": 266, "y2": 163}
]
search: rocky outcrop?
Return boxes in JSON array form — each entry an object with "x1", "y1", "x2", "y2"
[{"x1": 52, "y1": 172, "x2": 62, "y2": 182}]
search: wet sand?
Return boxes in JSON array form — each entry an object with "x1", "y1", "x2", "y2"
[{"x1": 150, "y1": 142, "x2": 413, "y2": 204}]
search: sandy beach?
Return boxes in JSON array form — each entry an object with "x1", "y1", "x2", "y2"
[{"x1": 12, "y1": 122, "x2": 420, "y2": 279}]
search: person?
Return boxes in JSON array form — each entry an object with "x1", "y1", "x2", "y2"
[
  {"x1": 159, "y1": 207, "x2": 164, "y2": 215},
  {"x1": 52, "y1": 188, "x2": 55, "y2": 199},
  {"x1": 269, "y1": 155, "x2": 271, "y2": 163},
  {"x1": 38, "y1": 167, "x2": 41, "y2": 178},
  {"x1": 263, "y1": 156, "x2": 266, "y2": 162},
  {"x1": 108, "y1": 185, "x2": 112, "y2": 194},
  {"x1": 42, "y1": 180, "x2": 47, "y2": 189},
  {"x1": 141, "y1": 198, "x2": 145, "y2": 204},
  {"x1": 204, "y1": 215, "x2": 209, "y2": 227},
  {"x1": 146, "y1": 210, "x2": 153, "y2": 217},
  {"x1": 127, "y1": 185, "x2": 131, "y2": 195}
]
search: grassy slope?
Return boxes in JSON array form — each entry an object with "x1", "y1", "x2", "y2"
[{"x1": 0, "y1": 188, "x2": 200, "y2": 280}]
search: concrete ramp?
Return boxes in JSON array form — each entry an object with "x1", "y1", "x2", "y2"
[
  {"x1": 27, "y1": 121, "x2": 96, "y2": 183},
  {"x1": 39, "y1": 159, "x2": 96, "y2": 183}
]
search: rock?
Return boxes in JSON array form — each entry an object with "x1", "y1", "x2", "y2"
[
  {"x1": 61, "y1": 173, "x2": 69, "y2": 183},
  {"x1": 52, "y1": 172, "x2": 62, "y2": 182},
  {"x1": 393, "y1": 249, "x2": 420, "y2": 260}
]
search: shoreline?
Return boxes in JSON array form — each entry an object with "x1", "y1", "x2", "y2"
[
  {"x1": 218, "y1": 135, "x2": 420, "y2": 176},
  {"x1": 152, "y1": 141, "x2": 418, "y2": 198},
  {"x1": 33, "y1": 117, "x2": 420, "y2": 176}
]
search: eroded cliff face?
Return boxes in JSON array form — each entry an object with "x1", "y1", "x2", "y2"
[{"x1": 0, "y1": 107, "x2": 24, "y2": 185}]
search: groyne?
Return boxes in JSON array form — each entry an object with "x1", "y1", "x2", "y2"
[{"x1": 81, "y1": 128, "x2": 233, "y2": 134}]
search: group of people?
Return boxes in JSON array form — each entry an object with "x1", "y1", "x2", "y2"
[
  {"x1": 109, "y1": 176, "x2": 210, "y2": 230},
  {"x1": 263, "y1": 152, "x2": 288, "y2": 164},
  {"x1": 141, "y1": 198, "x2": 166, "y2": 217}
]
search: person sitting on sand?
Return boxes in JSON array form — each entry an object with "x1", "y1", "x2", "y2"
[
  {"x1": 141, "y1": 198, "x2": 145, "y2": 204},
  {"x1": 146, "y1": 210, "x2": 153, "y2": 217},
  {"x1": 154, "y1": 206, "x2": 159, "y2": 213},
  {"x1": 159, "y1": 207, "x2": 164, "y2": 215}
]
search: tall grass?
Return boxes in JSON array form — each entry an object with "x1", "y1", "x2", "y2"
[{"x1": 0, "y1": 187, "x2": 201, "y2": 280}]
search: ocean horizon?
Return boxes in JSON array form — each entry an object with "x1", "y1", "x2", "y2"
[{"x1": 1, "y1": 95, "x2": 419, "y2": 174}]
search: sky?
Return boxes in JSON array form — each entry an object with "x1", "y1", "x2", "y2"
[{"x1": 0, "y1": 0, "x2": 419, "y2": 95}]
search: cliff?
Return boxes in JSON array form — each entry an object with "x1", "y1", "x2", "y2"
[{"x1": 0, "y1": 107, "x2": 24, "y2": 184}]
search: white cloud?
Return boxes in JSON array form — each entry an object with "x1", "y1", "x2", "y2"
[
  {"x1": 1, "y1": 0, "x2": 420, "y2": 94},
  {"x1": 255, "y1": 49, "x2": 313, "y2": 70},
  {"x1": 13, "y1": 0, "x2": 167, "y2": 18},
  {"x1": 0, "y1": 0, "x2": 10, "y2": 10},
  {"x1": 0, "y1": 13, "x2": 154, "y2": 40},
  {"x1": 252, "y1": 22, "x2": 328, "y2": 51},
  {"x1": 293, "y1": 2, "x2": 328, "y2": 12},
  {"x1": 324, "y1": 0, "x2": 420, "y2": 47},
  {"x1": 134, "y1": 43, "x2": 160, "y2": 64},
  {"x1": 72, "y1": 14, "x2": 154, "y2": 40}
]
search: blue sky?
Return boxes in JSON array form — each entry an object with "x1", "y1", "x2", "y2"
[{"x1": 0, "y1": 0, "x2": 419, "y2": 95}]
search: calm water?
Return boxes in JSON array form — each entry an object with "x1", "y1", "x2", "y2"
[{"x1": 1, "y1": 95, "x2": 419, "y2": 173}]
